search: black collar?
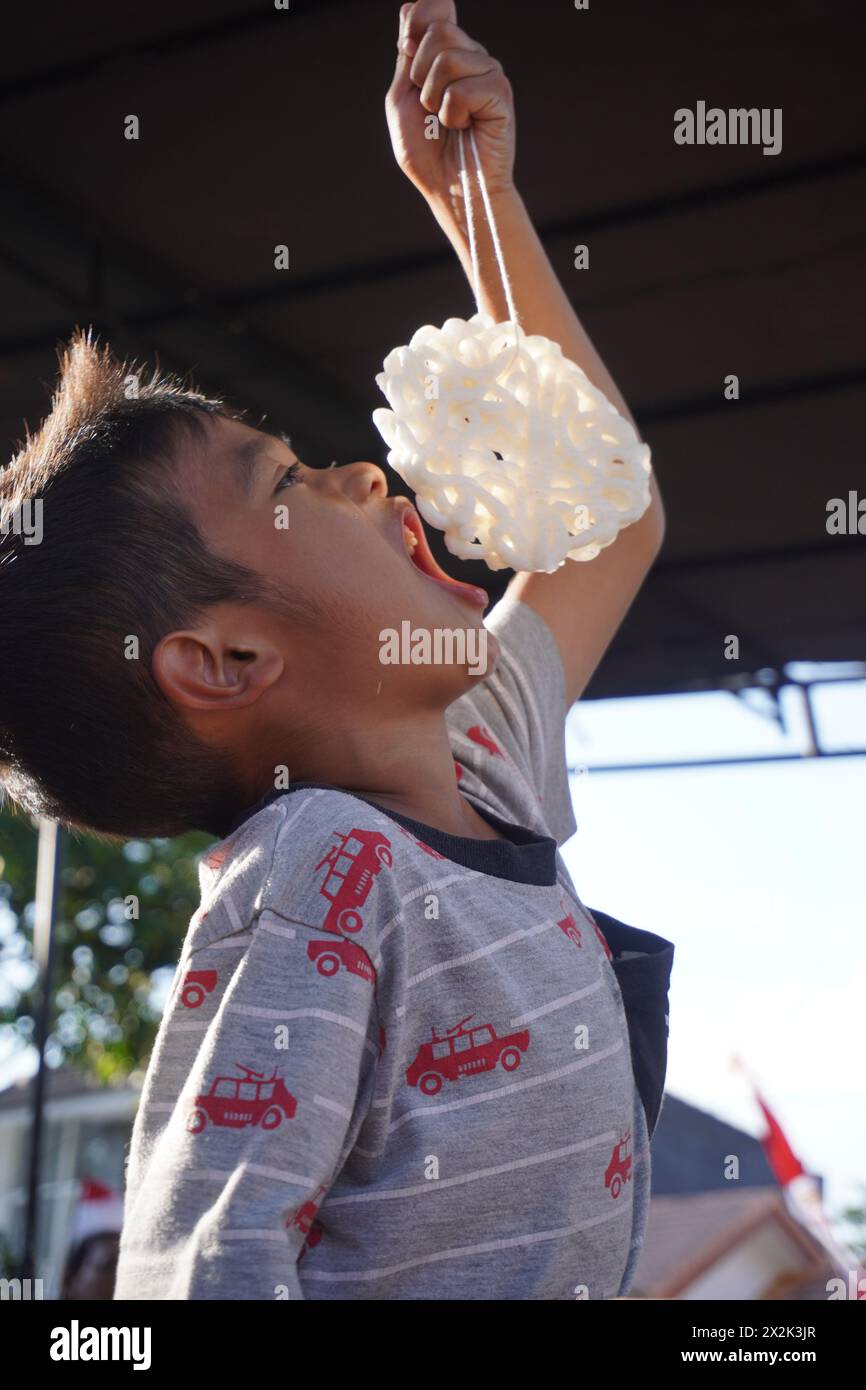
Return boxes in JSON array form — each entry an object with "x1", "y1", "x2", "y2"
[{"x1": 212, "y1": 780, "x2": 558, "y2": 886}]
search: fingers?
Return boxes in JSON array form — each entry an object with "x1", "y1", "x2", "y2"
[
  {"x1": 389, "y1": 2, "x2": 425, "y2": 102},
  {"x1": 421, "y1": 53, "x2": 503, "y2": 130},
  {"x1": 402, "y1": 0, "x2": 458, "y2": 51},
  {"x1": 406, "y1": 14, "x2": 503, "y2": 126},
  {"x1": 409, "y1": 17, "x2": 485, "y2": 89},
  {"x1": 437, "y1": 71, "x2": 512, "y2": 132},
  {"x1": 391, "y1": 5, "x2": 490, "y2": 122},
  {"x1": 392, "y1": 1, "x2": 512, "y2": 139}
]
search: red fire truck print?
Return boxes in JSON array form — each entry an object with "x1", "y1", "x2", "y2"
[
  {"x1": 466, "y1": 724, "x2": 504, "y2": 758},
  {"x1": 604, "y1": 1131, "x2": 633, "y2": 1199},
  {"x1": 307, "y1": 937, "x2": 376, "y2": 985},
  {"x1": 314, "y1": 828, "x2": 393, "y2": 934},
  {"x1": 406, "y1": 1015, "x2": 530, "y2": 1095},
  {"x1": 180, "y1": 968, "x2": 218, "y2": 1008},
  {"x1": 397, "y1": 824, "x2": 447, "y2": 860},
  {"x1": 187, "y1": 1064, "x2": 297, "y2": 1134},
  {"x1": 557, "y1": 913, "x2": 583, "y2": 949}
]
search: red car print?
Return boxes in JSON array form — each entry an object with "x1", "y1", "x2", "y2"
[
  {"x1": 290, "y1": 1182, "x2": 328, "y2": 1262},
  {"x1": 605, "y1": 1131, "x2": 633, "y2": 1199},
  {"x1": 180, "y1": 968, "x2": 218, "y2": 1008},
  {"x1": 203, "y1": 842, "x2": 232, "y2": 871},
  {"x1": 406, "y1": 1015, "x2": 530, "y2": 1095},
  {"x1": 467, "y1": 724, "x2": 504, "y2": 757},
  {"x1": 315, "y1": 828, "x2": 393, "y2": 933},
  {"x1": 397, "y1": 824, "x2": 447, "y2": 860},
  {"x1": 187, "y1": 1064, "x2": 297, "y2": 1134},
  {"x1": 557, "y1": 913, "x2": 583, "y2": 949},
  {"x1": 454, "y1": 759, "x2": 464, "y2": 781},
  {"x1": 290, "y1": 1182, "x2": 327, "y2": 1237},
  {"x1": 307, "y1": 936, "x2": 376, "y2": 985}
]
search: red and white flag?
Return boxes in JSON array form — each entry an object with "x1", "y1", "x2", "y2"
[{"x1": 733, "y1": 1055, "x2": 865, "y2": 1297}]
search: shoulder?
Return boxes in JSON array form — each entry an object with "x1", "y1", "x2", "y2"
[{"x1": 252, "y1": 788, "x2": 421, "y2": 952}]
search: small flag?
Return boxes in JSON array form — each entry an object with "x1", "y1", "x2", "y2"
[
  {"x1": 732, "y1": 1055, "x2": 866, "y2": 1293},
  {"x1": 753, "y1": 1091, "x2": 806, "y2": 1186},
  {"x1": 731, "y1": 1053, "x2": 804, "y2": 1187}
]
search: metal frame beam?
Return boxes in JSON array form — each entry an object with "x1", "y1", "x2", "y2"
[{"x1": 571, "y1": 671, "x2": 866, "y2": 772}]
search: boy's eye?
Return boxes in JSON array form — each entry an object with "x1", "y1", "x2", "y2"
[{"x1": 275, "y1": 461, "x2": 302, "y2": 492}]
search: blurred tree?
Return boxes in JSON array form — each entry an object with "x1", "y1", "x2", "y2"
[
  {"x1": 0, "y1": 804, "x2": 212, "y2": 1085},
  {"x1": 838, "y1": 1188, "x2": 866, "y2": 1261},
  {"x1": 0, "y1": 1230, "x2": 16, "y2": 1278}
]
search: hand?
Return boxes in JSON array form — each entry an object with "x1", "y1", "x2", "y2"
[{"x1": 386, "y1": 0, "x2": 516, "y2": 224}]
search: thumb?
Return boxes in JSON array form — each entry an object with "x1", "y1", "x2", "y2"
[{"x1": 389, "y1": 3, "x2": 417, "y2": 101}]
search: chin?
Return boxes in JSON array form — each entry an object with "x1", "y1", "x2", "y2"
[{"x1": 376, "y1": 592, "x2": 500, "y2": 685}]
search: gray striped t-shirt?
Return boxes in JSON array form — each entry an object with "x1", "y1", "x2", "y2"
[{"x1": 114, "y1": 594, "x2": 671, "y2": 1300}]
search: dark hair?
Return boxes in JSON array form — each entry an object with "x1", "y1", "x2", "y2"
[{"x1": 0, "y1": 327, "x2": 288, "y2": 841}]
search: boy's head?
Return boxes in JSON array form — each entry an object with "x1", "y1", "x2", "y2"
[{"x1": 0, "y1": 330, "x2": 495, "y2": 842}]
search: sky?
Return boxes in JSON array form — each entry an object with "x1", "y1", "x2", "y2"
[{"x1": 560, "y1": 668, "x2": 866, "y2": 1236}]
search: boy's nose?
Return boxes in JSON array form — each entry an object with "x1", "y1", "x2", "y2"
[{"x1": 333, "y1": 460, "x2": 389, "y2": 503}]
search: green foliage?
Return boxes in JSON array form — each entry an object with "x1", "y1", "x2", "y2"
[
  {"x1": 0, "y1": 804, "x2": 213, "y2": 1084},
  {"x1": 838, "y1": 1188, "x2": 866, "y2": 1260}
]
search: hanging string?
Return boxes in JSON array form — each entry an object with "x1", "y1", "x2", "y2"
[
  {"x1": 457, "y1": 126, "x2": 521, "y2": 332},
  {"x1": 456, "y1": 125, "x2": 482, "y2": 318}
]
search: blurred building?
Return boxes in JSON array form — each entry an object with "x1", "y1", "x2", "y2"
[
  {"x1": 631, "y1": 1094, "x2": 837, "y2": 1299},
  {"x1": 0, "y1": 1066, "x2": 133, "y2": 1296}
]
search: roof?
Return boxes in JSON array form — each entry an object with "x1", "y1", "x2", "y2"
[
  {"x1": 0, "y1": 1065, "x2": 138, "y2": 1118},
  {"x1": 635, "y1": 1093, "x2": 835, "y2": 1297},
  {"x1": 650, "y1": 1092, "x2": 781, "y2": 1195},
  {"x1": 1, "y1": 0, "x2": 863, "y2": 699},
  {"x1": 631, "y1": 1186, "x2": 831, "y2": 1298}
]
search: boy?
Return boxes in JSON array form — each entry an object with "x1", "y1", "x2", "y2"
[{"x1": 0, "y1": 0, "x2": 672, "y2": 1298}]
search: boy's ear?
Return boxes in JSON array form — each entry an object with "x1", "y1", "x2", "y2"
[{"x1": 152, "y1": 626, "x2": 285, "y2": 713}]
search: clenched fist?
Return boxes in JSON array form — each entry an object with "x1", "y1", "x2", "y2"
[{"x1": 386, "y1": 0, "x2": 516, "y2": 220}]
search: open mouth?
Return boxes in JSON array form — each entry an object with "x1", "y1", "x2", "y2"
[{"x1": 395, "y1": 503, "x2": 488, "y2": 608}]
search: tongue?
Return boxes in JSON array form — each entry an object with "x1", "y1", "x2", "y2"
[
  {"x1": 419, "y1": 556, "x2": 482, "y2": 598},
  {"x1": 407, "y1": 517, "x2": 486, "y2": 602}
]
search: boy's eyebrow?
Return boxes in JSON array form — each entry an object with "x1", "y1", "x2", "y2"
[{"x1": 233, "y1": 432, "x2": 287, "y2": 498}]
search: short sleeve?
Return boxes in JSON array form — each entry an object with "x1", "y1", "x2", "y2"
[{"x1": 447, "y1": 593, "x2": 577, "y2": 847}]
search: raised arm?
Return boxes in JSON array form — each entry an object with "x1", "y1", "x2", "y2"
[{"x1": 387, "y1": 0, "x2": 666, "y2": 706}]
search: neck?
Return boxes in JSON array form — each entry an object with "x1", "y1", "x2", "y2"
[{"x1": 247, "y1": 709, "x2": 499, "y2": 841}]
